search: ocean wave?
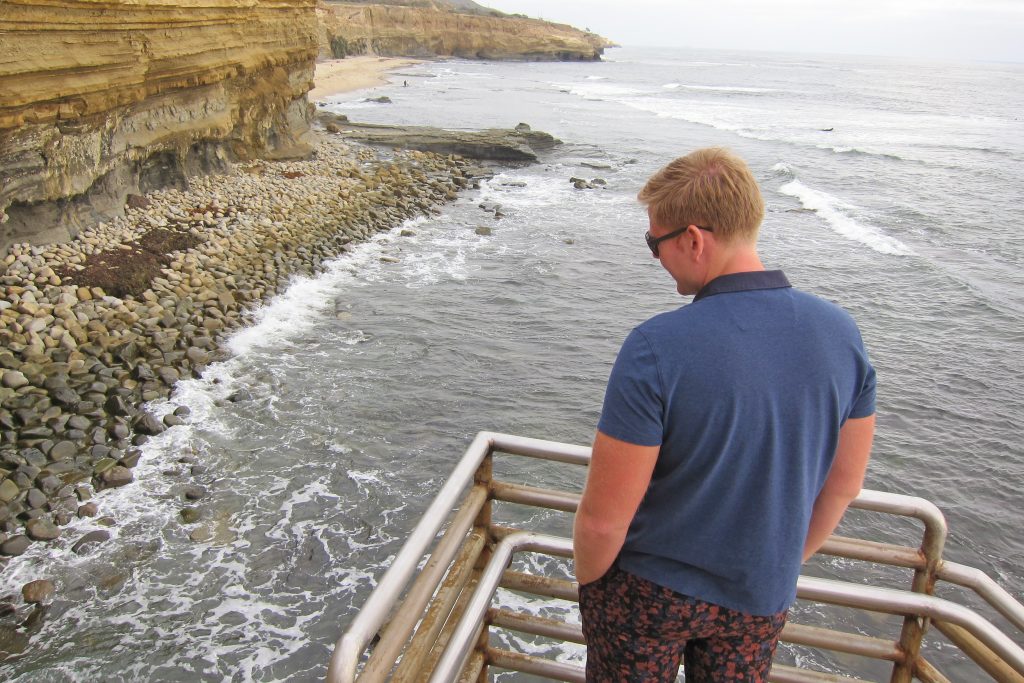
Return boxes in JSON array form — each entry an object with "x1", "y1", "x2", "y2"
[
  {"x1": 554, "y1": 82, "x2": 646, "y2": 100},
  {"x1": 675, "y1": 84, "x2": 776, "y2": 94},
  {"x1": 779, "y1": 180, "x2": 914, "y2": 256}
]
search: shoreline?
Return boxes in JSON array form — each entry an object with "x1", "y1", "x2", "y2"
[
  {"x1": 0, "y1": 48, "x2": 476, "y2": 593},
  {"x1": 308, "y1": 56, "x2": 425, "y2": 101}
]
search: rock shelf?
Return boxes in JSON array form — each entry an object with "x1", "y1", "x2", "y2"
[{"x1": 0, "y1": 132, "x2": 487, "y2": 559}]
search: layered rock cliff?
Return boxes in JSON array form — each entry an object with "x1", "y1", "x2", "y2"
[
  {"x1": 0, "y1": 0, "x2": 319, "y2": 251},
  {"x1": 318, "y1": 1, "x2": 610, "y2": 61}
]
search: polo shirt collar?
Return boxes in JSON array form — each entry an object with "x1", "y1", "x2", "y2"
[{"x1": 693, "y1": 270, "x2": 791, "y2": 303}]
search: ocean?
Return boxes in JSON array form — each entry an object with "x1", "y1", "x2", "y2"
[{"x1": 1, "y1": 46, "x2": 1022, "y2": 681}]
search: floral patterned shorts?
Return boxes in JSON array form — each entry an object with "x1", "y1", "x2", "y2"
[{"x1": 579, "y1": 564, "x2": 787, "y2": 682}]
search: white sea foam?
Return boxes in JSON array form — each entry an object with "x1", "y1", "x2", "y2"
[
  {"x1": 779, "y1": 180, "x2": 914, "y2": 256},
  {"x1": 772, "y1": 162, "x2": 794, "y2": 175},
  {"x1": 663, "y1": 82, "x2": 680, "y2": 89}
]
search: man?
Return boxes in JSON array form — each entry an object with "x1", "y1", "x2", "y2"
[{"x1": 574, "y1": 148, "x2": 876, "y2": 682}]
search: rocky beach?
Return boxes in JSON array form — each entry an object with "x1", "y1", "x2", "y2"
[{"x1": 0, "y1": 64, "x2": 542, "y2": 620}]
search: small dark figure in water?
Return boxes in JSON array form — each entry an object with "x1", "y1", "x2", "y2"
[{"x1": 574, "y1": 147, "x2": 876, "y2": 682}]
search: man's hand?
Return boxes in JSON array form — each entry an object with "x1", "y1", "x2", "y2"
[{"x1": 573, "y1": 431, "x2": 659, "y2": 585}]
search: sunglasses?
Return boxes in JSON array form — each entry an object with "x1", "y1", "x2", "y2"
[{"x1": 645, "y1": 225, "x2": 714, "y2": 257}]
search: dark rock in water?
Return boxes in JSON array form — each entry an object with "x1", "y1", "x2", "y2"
[
  {"x1": 474, "y1": 226, "x2": 493, "y2": 236},
  {"x1": 172, "y1": 406, "x2": 191, "y2": 417},
  {"x1": 180, "y1": 507, "x2": 202, "y2": 524},
  {"x1": 71, "y1": 530, "x2": 110, "y2": 554},
  {"x1": 515, "y1": 122, "x2": 532, "y2": 131},
  {"x1": 0, "y1": 534, "x2": 30, "y2": 556},
  {"x1": 119, "y1": 450, "x2": 142, "y2": 468},
  {"x1": 78, "y1": 502, "x2": 99, "y2": 517},
  {"x1": 364, "y1": 96, "x2": 392, "y2": 104},
  {"x1": 163, "y1": 414, "x2": 185, "y2": 428},
  {"x1": 184, "y1": 485, "x2": 207, "y2": 501},
  {"x1": 134, "y1": 412, "x2": 166, "y2": 436},
  {"x1": 317, "y1": 113, "x2": 560, "y2": 162},
  {"x1": 22, "y1": 579, "x2": 55, "y2": 605},
  {"x1": 99, "y1": 466, "x2": 133, "y2": 489},
  {"x1": 26, "y1": 518, "x2": 60, "y2": 541}
]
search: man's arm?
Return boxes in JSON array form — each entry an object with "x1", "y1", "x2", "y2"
[
  {"x1": 573, "y1": 430, "x2": 660, "y2": 585},
  {"x1": 803, "y1": 415, "x2": 876, "y2": 561}
]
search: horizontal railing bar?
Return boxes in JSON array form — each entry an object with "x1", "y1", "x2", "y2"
[
  {"x1": 848, "y1": 489, "x2": 948, "y2": 549},
  {"x1": 798, "y1": 576, "x2": 1024, "y2": 676},
  {"x1": 818, "y1": 535, "x2": 925, "y2": 570},
  {"x1": 501, "y1": 569, "x2": 579, "y2": 602},
  {"x1": 429, "y1": 532, "x2": 574, "y2": 683},
  {"x1": 781, "y1": 622, "x2": 902, "y2": 662},
  {"x1": 486, "y1": 648, "x2": 585, "y2": 683},
  {"x1": 488, "y1": 607, "x2": 585, "y2": 645},
  {"x1": 362, "y1": 484, "x2": 489, "y2": 681},
  {"x1": 487, "y1": 433, "x2": 592, "y2": 466},
  {"x1": 937, "y1": 560, "x2": 1024, "y2": 633},
  {"x1": 932, "y1": 620, "x2": 1024, "y2": 683},
  {"x1": 770, "y1": 663, "x2": 866, "y2": 683},
  {"x1": 491, "y1": 481, "x2": 581, "y2": 513}
]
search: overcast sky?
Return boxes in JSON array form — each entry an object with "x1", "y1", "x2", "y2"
[{"x1": 483, "y1": 0, "x2": 1024, "y2": 63}]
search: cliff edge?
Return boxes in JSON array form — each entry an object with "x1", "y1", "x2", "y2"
[
  {"x1": 0, "y1": 0, "x2": 319, "y2": 251},
  {"x1": 318, "y1": 1, "x2": 612, "y2": 61}
]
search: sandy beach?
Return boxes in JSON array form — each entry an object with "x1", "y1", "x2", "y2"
[{"x1": 308, "y1": 56, "x2": 424, "y2": 100}]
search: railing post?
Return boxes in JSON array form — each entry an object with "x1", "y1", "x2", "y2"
[
  {"x1": 890, "y1": 507, "x2": 947, "y2": 683},
  {"x1": 471, "y1": 443, "x2": 495, "y2": 681}
]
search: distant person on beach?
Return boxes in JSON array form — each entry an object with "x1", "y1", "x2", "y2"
[{"x1": 573, "y1": 148, "x2": 876, "y2": 681}]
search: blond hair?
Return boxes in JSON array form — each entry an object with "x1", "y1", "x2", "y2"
[{"x1": 638, "y1": 148, "x2": 764, "y2": 243}]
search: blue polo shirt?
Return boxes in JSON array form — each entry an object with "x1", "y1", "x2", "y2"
[{"x1": 598, "y1": 270, "x2": 875, "y2": 615}]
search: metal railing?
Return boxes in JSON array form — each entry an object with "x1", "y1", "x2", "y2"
[{"x1": 327, "y1": 432, "x2": 1024, "y2": 683}]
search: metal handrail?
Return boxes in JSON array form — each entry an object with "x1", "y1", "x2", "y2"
[
  {"x1": 326, "y1": 432, "x2": 589, "y2": 683},
  {"x1": 327, "y1": 431, "x2": 1024, "y2": 683}
]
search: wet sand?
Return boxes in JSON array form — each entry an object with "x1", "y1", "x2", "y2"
[{"x1": 309, "y1": 56, "x2": 424, "y2": 100}]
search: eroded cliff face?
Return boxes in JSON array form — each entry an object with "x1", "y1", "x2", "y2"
[
  {"x1": 0, "y1": 0, "x2": 319, "y2": 250},
  {"x1": 318, "y1": 2, "x2": 610, "y2": 61}
]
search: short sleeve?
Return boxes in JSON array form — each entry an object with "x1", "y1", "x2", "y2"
[
  {"x1": 848, "y1": 359, "x2": 876, "y2": 419},
  {"x1": 597, "y1": 328, "x2": 664, "y2": 446}
]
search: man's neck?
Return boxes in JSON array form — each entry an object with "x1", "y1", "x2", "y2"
[{"x1": 702, "y1": 242, "x2": 765, "y2": 286}]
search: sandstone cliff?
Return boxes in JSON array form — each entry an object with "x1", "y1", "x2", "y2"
[
  {"x1": 318, "y1": 2, "x2": 610, "y2": 61},
  {"x1": 0, "y1": 0, "x2": 319, "y2": 251}
]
